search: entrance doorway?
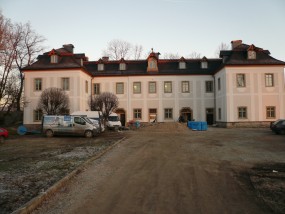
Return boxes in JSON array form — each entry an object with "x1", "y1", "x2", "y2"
[
  {"x1": 149, "y1": 109, "x2": 157, "y2": 122},
  {"x1": 206, "y1": 108, "x2": 214, "y2": 125},
  {"x1": 115, "y1": 109, "x2": 126, "y2": 126},
  {"x1": 180, "y1": 107, "x2": 192, "y2": 122}
]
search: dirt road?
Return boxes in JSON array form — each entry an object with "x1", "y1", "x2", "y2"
[{"x1": 33, "y1": 123, "x2": 285, "y2": 214}]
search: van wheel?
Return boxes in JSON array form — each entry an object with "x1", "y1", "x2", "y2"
[
  {"x1": 46, "y1": 130, "x2": 54, "y2": 138},
  {"x1": 85, "y1": 130, "x2": 93, "y2": 138}
]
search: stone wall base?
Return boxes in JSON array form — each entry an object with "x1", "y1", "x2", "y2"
[{"x1": 216, "y1": 121, "x2": 271, "y2": 128}]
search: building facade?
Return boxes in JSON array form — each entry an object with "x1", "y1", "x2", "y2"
[{"x1": 22, "y1": 41, "x2": 285, "y2": 128}]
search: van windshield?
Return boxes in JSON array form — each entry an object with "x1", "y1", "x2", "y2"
[
  {"x1": 83, "y1": 117, "x2": 93, "y2": 124},
  {"x1": 108, "y1": 116, "x2": 119, "y2": 122}
]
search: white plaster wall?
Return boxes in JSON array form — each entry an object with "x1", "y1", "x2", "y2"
[
  {"x1": 224, "y1": 66, "x2": 285, "y2": 122},
  {"x1": 92, "y1": 75, "x2": 214, "y2": 123},
  {"x1": 23, "y1": 69, "x2": 91, "y2": 125}
]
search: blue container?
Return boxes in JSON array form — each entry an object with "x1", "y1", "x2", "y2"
[{"x1": 201, "y1": 122, "x2": 208, "y2": 131}]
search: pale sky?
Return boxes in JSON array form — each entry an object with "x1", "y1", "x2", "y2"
[{"x1": 1, "y1": 0, "x2": 285, "y2": 61}]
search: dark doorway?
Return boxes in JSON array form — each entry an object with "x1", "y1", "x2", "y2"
[
  {"x1": 206, "y1": 108, "x2": 214, "y2": 125},
  {"x1": 115, "y1": 109, "x2": 126, "y2": 126},
  {"x1": 180, "y1": 107, "x2": 193, "y2": 122}
]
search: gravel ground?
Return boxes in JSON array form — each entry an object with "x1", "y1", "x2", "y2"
[
  {"x1": 0, "y1": 131, "x2": 125, "y2": 214},
  {"x1": 29, "y1": 123, "x2": 285, "y2": 214}
]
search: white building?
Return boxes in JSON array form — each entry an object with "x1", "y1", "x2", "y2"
[{"x1": 22, "y1": 41, "x2": 285, "y2": 128}]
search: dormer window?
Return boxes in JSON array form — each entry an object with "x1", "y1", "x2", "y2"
[
  {"x1": 50, "y1": 55, "x2": 58, "y2": 64},
  {"x1": 201, "y1": 61, "x2": 208, "y2": 69},
  {"x1": 147, "y1": 50, "x2": 159, "y2": 72},
  {"x1": 98, "y1": 63, "x2": 104, "y2": 71},
  {"x1": 119, "y1": 63, "x2": 126, "y2": 71},
  {"x1": 179, "y1": 62, "x2": 186, "y2": 69},
  {"x1": 248, "y1": 51, "x2": 256, "y2": 59}
]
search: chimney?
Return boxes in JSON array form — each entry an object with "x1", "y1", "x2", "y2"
[
  {"x1": 63, "y1": 44, "x2": 74, "y2": 53},
  {"x1": 231, "y1": 40, "x2": 242, "y2": 49},
  {"x1": 102, "y1": 56, "x2": 109, "y2": 61}
]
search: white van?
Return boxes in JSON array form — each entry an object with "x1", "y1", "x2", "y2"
[
  {"x1": 107, "y1": 112, "x2": 122, "y2": 130},
  {"x1": 71, "y1": 111, "x2": 105, "y2": 132},
  {"x1": 42, "y1": 115, "x2": 98, "y2": 138}
]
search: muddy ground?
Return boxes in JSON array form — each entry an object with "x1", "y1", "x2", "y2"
[
  {"x1": 0, "y1": 123, "x2": 285, "y2": 214},
  {"x1": 0, "y1": 131, "x2": 125, "y2": 214},
  {"x1": 29, "y1": 123, "x2": 285, "y2": 214}
]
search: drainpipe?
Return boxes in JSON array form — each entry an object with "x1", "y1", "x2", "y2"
[{"x1": 213, "y1": 75, "x2": 216, "y2": 124}]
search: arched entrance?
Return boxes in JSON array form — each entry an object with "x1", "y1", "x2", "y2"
[
  {"x1": 115, "y1": 108, "x2": 126, "y2": 126},
  {"x1": 180, "y1": 107, "x2": 193, "y2": 122}
]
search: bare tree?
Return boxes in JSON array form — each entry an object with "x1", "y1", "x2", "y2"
[
  {"x1": 102, "y1": 39, "x2": 143, "y2": 60},
  {"x1": 188, "y1": 51, "x2": 201, "y2": 59},
  {"x1": 132, "y1": 44, "x2": 143, "y2": 60},
  {"x1": 0, "y1": 12, "x2": 45, "y2": 112},
  {"x1": 163, "y1": 52, "x2": 180, "y2": 59},
  {"x1": 215, "y1": 42, "x2": 230, "y2": 57},
  {"x1": 14, "y1": 22, "x2": 45, "y2": 111},
  {"x1": 37, "y1": 87, "x2": 69, "y2": 115},
  {"x1": 89, "y1": 92, "x2": 118, "y2": 123}
]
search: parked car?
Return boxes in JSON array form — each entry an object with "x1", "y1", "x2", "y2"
[
  {"x1": 71, "y1": 111, "x2": 105, "y2": 133},
  {"x1": 42, "y1": 115, "x2": 98, "y2": 138},
  {"x1": 107, "y1": 112, "x2": 122, "y2": 130},
  {"x1": 0, "y1": 128, "x2": 8, "y2": 143},
  {"x1": 270, "y1": 119, "x2": 285, "y2": 135}
]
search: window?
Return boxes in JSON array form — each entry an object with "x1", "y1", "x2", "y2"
[
  {"x1": 265, "y1": 74, "x2": 274, "y2": 87},
  {"x1": 201, "y1": 61, "x2": 208, "y2": 69},
  {"x1": 34, "y1": 110, "x2": 42, "y2": 122},
  {"x1": 93, "y1": 83, "x2": 100, "y2": 95},
  {"x1": 116, "y1": 82, "x2": 124, "y2": 94},
  {"x1": 205, "y1": 81, "x2": 213, "y2": 93},
  {"x1": 133, "y1": 109, "x2": 142, "y2": 119},
  {"x1": 133, "y1": 82, "x2": 141, "y2": 94},
  {"x1": 74, "y1": 117, "x2": 86, "y2": 125},
  {"x1": 34, "y1": 78, "x2": 42, "y2": 91},
  {"x1": 85, "y1": 80, "x2": 88, "y2": 93},
  {"x1": 98, "y1": 63, "x2": 104, "y2": 71},
  {"x1": 119, "y1": 63, "x2": 126, "y2": 71},
  {"x1": 238, "y1": 107, "x2": 247, "y2": 119},
  {"x1": 248, "y1": 51, "x2": 256, "y2": 59},
  {"x1": 164, "y1": 81, "x2": 172, "y2": 93},
  {"x1": 149, "y1": 59, "x2": 156, "y2": 69},
  {"x1": 181, "y1": 81, "x2": 189, "y2": 93},
  {"x1": 179, "y1": 62, "x2": 186, "y2": 69},
  {"x1": 62, "y1": 78, "x2": 70, "y2": 91},
  {"x1": 149, "y1": 82, "x2": 156, "y2": 93},
  {"x1": 237, "y1": 74, "x2": 246, "y2": 87},
  {"x1": 164, "y1": 108, "x2": 173, "y2": 119},
  {"x1": 218, "y1": 78, "x2": 221, "y2": 90},
  {"x1": 266, "y1": 106, "x2": 276, "y2": 119},
  {"x1": 218, "y1": 108, "x2": 221, "y2": 120},
  {"x1": 50, "y1": 55, "x2": 58, "y2": 63}
]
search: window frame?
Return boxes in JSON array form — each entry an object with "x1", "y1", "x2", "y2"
[
  {"x1": 33, "y1": 109, "x2": 42, "y2": 122},
  {"x1": 93, "y1": 83, "x2": 100, "y2": 95},
  {"x1": 164, "y1": 108, "x2": 173, "y2": 119},
  {"x1": 133, "y1": 108, "x2": 142, "y2": 120},
  {"x1": 119, "y1": 63, "x2": 126, "y2": 71},
  {"x1": 236, "y1": 74, "x2": 246, "y2": 87},
  {"x1": 85, "y1": 80, "x2": 88, "y2": 93},
  {"x1": 34, "y1": 78, "x2": 42, "y2": 91},
  {"x1": 265, "y1": 73, "x2": 274, "y2": 87},
  {"x1": 238, "y1": 107, "x2": 247, "y2": 119},
  {"x1": 164, "y1": 81, "x2": 172, "y2": 93},
  {"x1": 181, "y1": 81, "x2": 189, "y2": 93},
  {"x1": 205, "y1": 81, "x2": 213, "y2": 93},
  {"x1": 201, "y1": 61, "x2": 208, "y2": 69},
  {"x1": 148, "y1": 81, "x2": 156, "y2": 94},
  {"x1": 179, "y1": 62, "x2": 186, "y2": 69},
  {"x1": 98, "y1": 63, "x2": 104, "y2": 71},
  {"x1": 266, "y1": 106, "x2": 276, "y2": 119},
  {"x1": 62, "y1": 77, "x2": 70, "y2": 91},
  {"x1": 133, "y1": 82, "x2": 141, "y2": 94},
  {"x1": 116, "y1": 82, "x2": 124, "y2": 94}
]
